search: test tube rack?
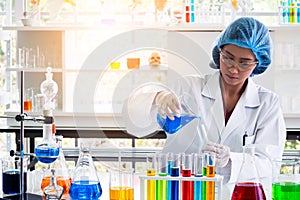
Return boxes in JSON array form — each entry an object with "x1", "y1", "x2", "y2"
[
  {"x1": 278, "y1": 4, "x2": 300, "y2": 24},
  {"x1": 139, "y1": 174, "x2": 223, "y2": 200},
  {"x1": 182, "y1": 2, "x2": 225, "y2": 26}
]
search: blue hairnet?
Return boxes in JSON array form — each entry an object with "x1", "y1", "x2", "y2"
[{"x1": 210, "y1": 17, "x2": 272, "y2": 75}]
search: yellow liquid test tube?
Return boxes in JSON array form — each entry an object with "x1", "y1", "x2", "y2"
[{"x1": 147, "y1": 169, "x2": 156, "y2": 200}]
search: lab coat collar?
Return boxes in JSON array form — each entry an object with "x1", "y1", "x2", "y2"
[{"x1": 201, "y1": 72, "x2": 261, "y2": 143}]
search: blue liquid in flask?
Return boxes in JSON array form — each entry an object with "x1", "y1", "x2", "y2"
[
  {"x1": 35, "y1": 145, "x2": 60, "y2": 164},
  {"x1": 70, "y1": 180, "x2": 102, "y2": 200},
  {"x1": 157, "y1": 114, "x2": 199, "y2": 134}
]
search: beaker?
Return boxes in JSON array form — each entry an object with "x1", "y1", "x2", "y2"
[
  {"x1": 272, "y1": 157, "x2": 300, "y2": 200},
  {"x1": 109, "y1": 168, "x2": 134, "y2": 200},
  {"x1": 69, "y1": 145, "x2": 102, "y2": 200},
  {"x1": 232, "y1": 145, "x2": 266, "y2": 200},
  {"x1": 156, "y1": 93, "x2": 201, "y2": 134},
  {"x1": 1, "y1": 156, "x2": 28, "y2": 195}
]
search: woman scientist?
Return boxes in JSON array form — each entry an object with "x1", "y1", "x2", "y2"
[{"x1": 123, "y1": 17, "x2": 286, "y2": 199}]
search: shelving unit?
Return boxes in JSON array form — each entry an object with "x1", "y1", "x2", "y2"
[{"x1": 2, "y1": 23, "x2": 300, "y2": 129}]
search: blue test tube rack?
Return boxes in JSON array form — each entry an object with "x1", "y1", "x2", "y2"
[{"x1": 139, "y1": 174, "x2": 223, "y2": 200}]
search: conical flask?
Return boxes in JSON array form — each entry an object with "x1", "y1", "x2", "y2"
[
  {"x1": 41, "y1": 136, "x2": 72, "y2": 197},
  {"x1": 232, "y1": 145, "x2": 266, "y2": 200},
  {"x1": 157, "y1": 93, "x2": 201, "y2": 134},
  {"x1": 34, "y1": 111, "x2": 60, "y2": 164},
  {"x1": 69, "y1": 144, "x2": 102, "y2": 200}
]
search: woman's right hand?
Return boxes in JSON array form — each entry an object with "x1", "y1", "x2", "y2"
[{"x1": 155, "y1": 91, "x2": 181, "y2": 120}]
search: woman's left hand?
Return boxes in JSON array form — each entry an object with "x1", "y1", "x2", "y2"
[{"x1": 204, "y1": 142, "x2": 230, "y2": 167}]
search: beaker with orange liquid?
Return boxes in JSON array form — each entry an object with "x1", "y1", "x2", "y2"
[{"x1": 109, "y1": 168, "x2": 134, "y2": 200}]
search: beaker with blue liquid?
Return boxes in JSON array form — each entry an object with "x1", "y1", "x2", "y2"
[{"x1": 157, "y1": 94, "x2": 201, "y2": 134}]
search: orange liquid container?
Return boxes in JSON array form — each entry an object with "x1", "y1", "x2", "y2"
[
  {"x1": 24, "y1": 101, "x2": 32, "y2": 111},
  {"x1": 109, "y1": 186, "x2": 134, "y2": 200},
  {"x1": 41, "y1": 175, "x2": 72, "y2": 195}
]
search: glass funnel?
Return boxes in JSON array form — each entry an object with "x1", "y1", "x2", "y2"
[
  {"x1": 156, "y1": 93, "x2": 201, "y2": 134},
  {"x1": 41, "y1": 136, "x2": 72, "y2": 198},
  {"x1": 43, "y1": 168, "x2": 64, "y2": 200},
  {"x1": 232, "y1": 145, "x2": 266, "y2": 200},
  {"x1": 69, "y1": 145, "x2": 102, "y2": 200},
  {"x1": 40, "y1": 67, "x2": 58, "y2": 110},
  {"x1": 34, "y1": 114, "x2": 59, "y2": 164}
]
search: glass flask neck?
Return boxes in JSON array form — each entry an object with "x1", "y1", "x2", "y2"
[{"x1": 43, "y1": 123, "x2": 54, "y2": 140}]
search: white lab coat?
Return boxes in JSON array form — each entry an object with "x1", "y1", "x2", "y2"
[{"x1": 123, "y1": 71, "x2": 286, "y2": 199}]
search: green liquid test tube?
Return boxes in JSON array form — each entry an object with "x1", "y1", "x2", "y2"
[{"x1": 156, "y1": 173, "x2": 167, "y2": 200}]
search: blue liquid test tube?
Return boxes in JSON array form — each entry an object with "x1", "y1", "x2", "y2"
[
  {"x1": 297, "y1": 3, "x2": 300, "y2": 23},
  {"x1": 170, "y1": 167, "x2": 180, "y2": 200},
  {"x1": 193, "y1": 153, "x2": 203, "y2": 200},
  {"x1": 282, "y1": 1, "x2": 288, "y2": 23}
]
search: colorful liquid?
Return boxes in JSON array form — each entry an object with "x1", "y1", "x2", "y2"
[
  {"x1": 232, "y1": 182, "x2": 266, "y2": 200},
  {"x1": 170, "y1": 167, "x2": 179, "y2": 200},
  {"x1": 206, "y1": 181, "x2": 215, "y2": 200},
  {"x1": 109, "y1": 186, "x2": 134, "y2": 200},
  {"x1": 206, "y1": 166, "x2": 215, "y2": 177},
  {"x1": 157, "y1": 114, "x2": 198, "y2": 134},
  {"x1": 272, "y1": 182, "x2": 300, "y2": 200},
  {"x1": 156, "y1": 173, "x2": 167, "y2": 200},
  {"x1": 194, "y1": 176, "x2": 202, "y2": 200},
  {"x1": 34, "y1": 145, "x2": 60, "y2": 164},
  {"x1": 182, "y1": 169, "x2": 194, "y2": 200},
  {"x1": 24, "y1": 100, "x2": 32, "y2": 111},
  {"x1": 2, "y1": 170, "x2": 27, "y2": 194},
  {"x1": 41, "y1": 175, "x2": 72, "y2": 194},
  {"x1": 147, "y1": 169, "x2": 156, "y2": 200},
  {"x1": 69, "y1": 180, "x2": 102, "y2": 200}
]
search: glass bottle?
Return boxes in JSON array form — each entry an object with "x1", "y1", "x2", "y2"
[
  {"x1": 40, "y1": 67, "x2": 58, "y2": 110},
  {"x1": 34, "y1": 111, "x2": 60, "y2": 164},
  {"x1": 43, "y1": 168, "x2": 64, "y2": 200},
  {"x1": 41, "y1": 136, "x2": 72, "y2": 198},
  {"x1": 232, "y1": 145, "x2": 266, "y2": 200},
  {"x1": 69, "y1": 144, "x2": 102, "y2": 200}
]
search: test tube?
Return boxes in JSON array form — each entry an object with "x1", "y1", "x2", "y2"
[
  {"x1": 170, "y1": 154, "x2": 181, "y2": 200},
  {"x1": 167, "y1": 152, "x2": 174, "y2": 199},
  {"x1": 182, "y1": 154, "x2": 194, "y2": 200},
  {"x1": 156, "y1": 153, "x2": 167, "y2": 200},
  {"x1": 193, "y1": 153, "x2": 202, "y2": 200},
  {"x1": 202, "y1": 153, "x2": 208, "y2": 200},
  {"x1": 206, "y1": 153, "x2": 216, "y2": 200},
  {"x1": 146, "y1": 153, "x2": 157, "y2": 200}
]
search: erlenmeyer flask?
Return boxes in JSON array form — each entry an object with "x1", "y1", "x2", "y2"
[
  {"x1": 232, "y1": 145, "x2": 266, "y2": 200},
  {"x1": 41, "y1": 136, "x2": 72, "y2": 198},
  {"x1": 157, "y1": 93, "x2": 201, "y2": 134},
  {"x1": 69, "y1": 145, "x2": 102, "y2": 200},
  {"x1": 34, "y1": 111, "x2": 59, "y2": 164}
]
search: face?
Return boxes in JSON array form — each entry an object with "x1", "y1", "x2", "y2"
[{"x1": 219, "y1": 44, "x2": 257, "y2": 87}]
